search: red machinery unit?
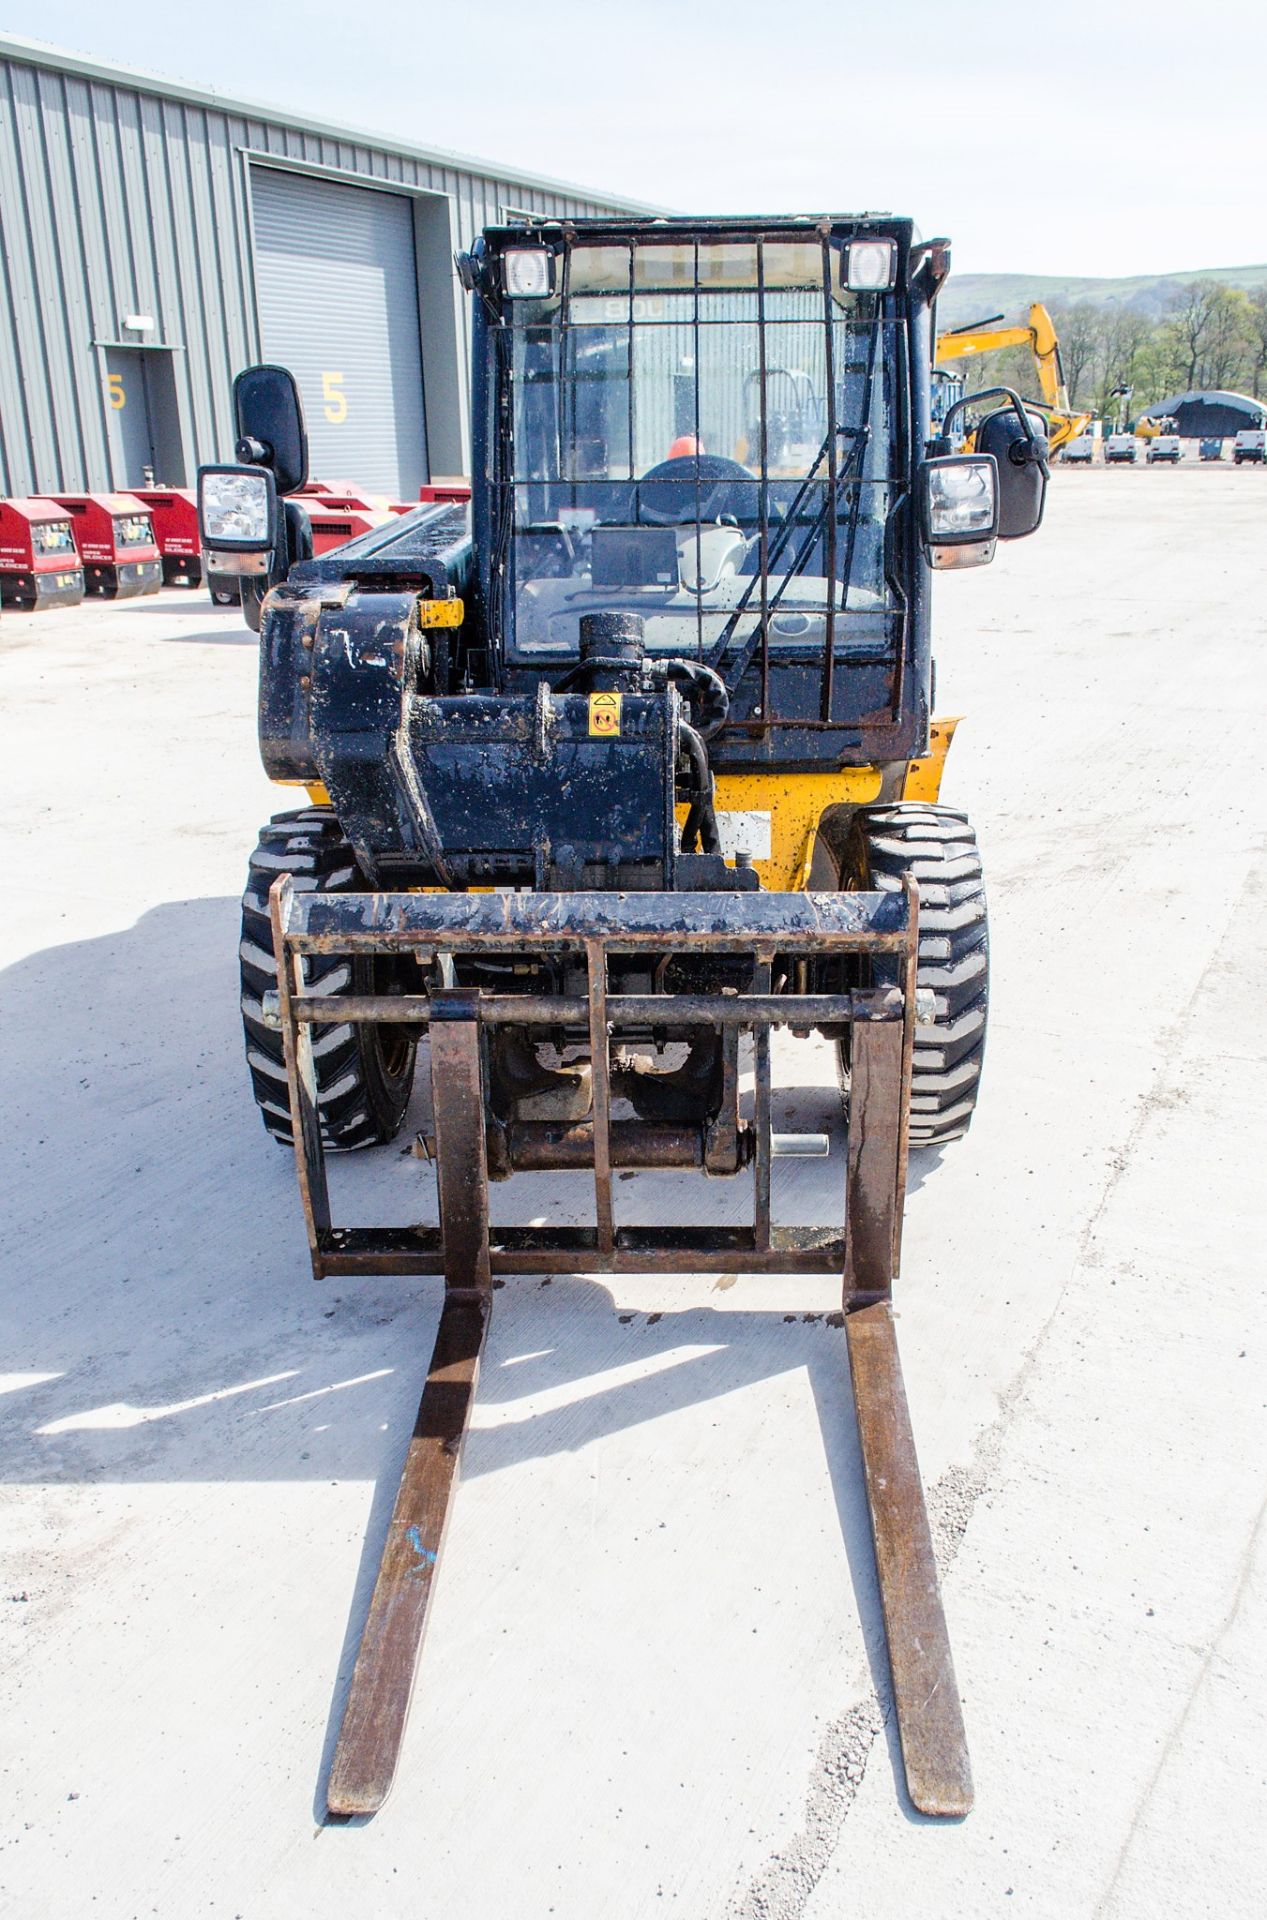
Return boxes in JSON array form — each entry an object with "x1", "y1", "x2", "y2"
[
  {"x1": 0, "y1": 497, "x2": 86, "y2": 609},
  {"x1": 419, "y1": 479, "x2": 472, "y2": 505},
  {"x1": 307, "y1": 479, "x2": 391, "y2": 508},
  {"x1": 51, "y1": 493, "x2": 162, "y2": 598},
  {"x1": 128, "y1": 487, "x2": 202, "y2": 586},
  {"x1": 299, "y1": 497, "x2": 395, "y2": 556}
]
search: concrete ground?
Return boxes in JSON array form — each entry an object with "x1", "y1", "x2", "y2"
[{"x1": 1, "y1": 464, "x2": 1264, "y2": 1919}]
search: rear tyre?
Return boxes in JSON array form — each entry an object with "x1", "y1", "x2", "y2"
[
  {"x1": 835, "y1": 803, "x2": 989, "y2": 1149},
  {"x1": 239, "y1": 808, "x2": 416, "y2": 1149}
]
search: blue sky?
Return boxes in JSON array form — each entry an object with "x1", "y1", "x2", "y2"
[{"x1": 5, "y1": 0, "x2": 1264, "y2": 278}]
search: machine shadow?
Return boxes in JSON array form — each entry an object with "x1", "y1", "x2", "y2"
[
  {"x1": 312, "y1": 1277, "x2": 907, "y2": 1819},
  {"x1": 160, "y1": 626, "x2": 258, "y2": 646},
  {"x1": 3, "y1": 900, "x2": 929, "y2": 1818},
  {"x1": 121, "y1": 593, "x2": 232, "y2": 614}
]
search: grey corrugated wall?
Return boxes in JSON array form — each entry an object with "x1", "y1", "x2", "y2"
[{"x1": 0, "y1": 36, "x2": 650, "y2": 495}]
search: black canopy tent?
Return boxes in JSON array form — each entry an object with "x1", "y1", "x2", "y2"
[{"x1": 1139, "y1": 390, "x2": 1266, "y2": 437}]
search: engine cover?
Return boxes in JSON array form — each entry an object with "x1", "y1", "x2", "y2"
[{"x1": 317, "y1": 679, "x2": 678, "y2": 889}]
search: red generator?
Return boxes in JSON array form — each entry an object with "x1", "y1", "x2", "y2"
[
  {"x1": 300, "y1": 497, "x2": 395, "y2": 556},
  {"x1": 419, "y1": 479, "x2": 472, "y2": 505},
  {"x1": 0, "y1": 498, "x2": 86, "y2": 609},
  {"x1": 305, "y1": 479, "x2": 391, "y2": 509},
  {"x1": 52, "y1": 493, "x2": 162, "y2": 598},
  {"x1": 129, "y1": 487, "x2": 202, "y2": 586}
]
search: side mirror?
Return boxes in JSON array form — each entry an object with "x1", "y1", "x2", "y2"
[
  {"x1": 919, "y1": 454, "x2": 998, "y2": 569},
  {"x1": 232, "y1": 364, "x2": 308, "y2": 495},
  {"x1": 975, "y1": 405, "x2": 1048, "y2": 539},
  {"x1": 937, "y1": 385, "x2": 1049, "y2": 541}
]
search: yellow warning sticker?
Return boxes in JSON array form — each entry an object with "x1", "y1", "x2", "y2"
[{"x1": 588, "y1": 692, "x2": 622, "y2": 737}]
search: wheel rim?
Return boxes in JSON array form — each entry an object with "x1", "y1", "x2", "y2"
[
  {"x1": 377, "y1": 1024, "x2": 414, "y2": 1082},
  {"x1": 368, "y1": 955, "x2": 415, "y2": 1085}
]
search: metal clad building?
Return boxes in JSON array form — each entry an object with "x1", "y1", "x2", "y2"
[{"x1": 0, "y1": 33, "x2": 652, "y2": 497}]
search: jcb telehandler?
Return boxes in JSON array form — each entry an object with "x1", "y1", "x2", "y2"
[{"x1": 201, "y1": 215, "x2": 1048, "y2": 1820}]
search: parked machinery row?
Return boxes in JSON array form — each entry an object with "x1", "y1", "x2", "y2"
[
  {"x1": 0, "y1": 492, "x2": 160, "y2": 609},
  {"x1": 1064, "y1": 426, "x2": 1267, "y2": 465},
  {"x1": 1, "y1": 477, "x2": 470, "y2": 617},
  {"x1": 0, "y1": 488, "x2": 198, "y2": 608}
]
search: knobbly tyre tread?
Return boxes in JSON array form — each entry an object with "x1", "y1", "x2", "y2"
[
  {"x1": 843, "y1": 803, "x2": 989, "y2": 1149},
  {"x1": 240, "y1": 808, "x2": 416, "y2": 1150}
]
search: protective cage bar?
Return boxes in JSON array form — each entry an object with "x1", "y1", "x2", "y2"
[{"x1": 267, "y1": 875, "x2": 971, "y2": 1821}]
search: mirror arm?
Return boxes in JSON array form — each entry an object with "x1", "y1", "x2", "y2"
[
  {"x1": 940, "y1": 384, "x2": 1039, "y2": 449},
  {"x1": 1009, "y1": 436, "x2": 1050, "y2": 480},
  {"x1": 940, "y1": 383, "x2": 1051, "y2": 494}
]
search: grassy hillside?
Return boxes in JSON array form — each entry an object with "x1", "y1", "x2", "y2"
[{"x1": 938, "y1": 263, "x2": 1267, "y2": 328}]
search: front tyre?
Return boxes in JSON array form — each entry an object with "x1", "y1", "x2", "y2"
[
  {"x1": 837, "y1": 803, "x2": 989, "y2": 1149},
  {"x1": 239, "y1": 809, "x2": 416, "y2": 1149},
  {"x1": 240, "y1": 577, "x2": 266, "y2": 633}
]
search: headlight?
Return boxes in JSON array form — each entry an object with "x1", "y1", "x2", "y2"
[
  {"x1": 925, "y1": 456, "x2": 997, "y2": 537},
  {"x1": 921, "y1": 454, "x2": 998, "y2": 569},
  {"x1": 844, "y1": 238, "x2": 897, "y2": 291},
  {"x1": 502, "y1": 247, "x2": 554, "y2": 299},
  {"x1": 199, "y1": 467, "x2": 274, "y2": 548}
]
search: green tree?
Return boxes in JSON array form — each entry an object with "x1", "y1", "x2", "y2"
[
  {"x1": 936, "y1": 276, "x2": 1267, "y2": 425},
  {"x1": 1046, "y1": 301, "x2": 1099, "y2": 407},
  {"x1": 1092, "y1": 307, "x2": 1154, "y2": 418},
  {"x1": 1166, "y1": 280, "x2": 1224, "y2": 388},
  {"x1": 1247, "y1": 291, "x2": 1267, "y2": 399},
  {"x1": 1199, "y1": 287, "x2": 1255, "y2": 390},
  {"x1": 1135, "y1": 317, "x2": 1189, "y2": 405}
]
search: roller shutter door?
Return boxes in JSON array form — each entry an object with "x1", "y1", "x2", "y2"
[{"x1": 251, "y1": 166, "x2": 428, "y2": 497}]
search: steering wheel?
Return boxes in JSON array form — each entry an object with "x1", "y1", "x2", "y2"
[{"x1": 637, "y1": 454, "x2": 755, "y2": 526}]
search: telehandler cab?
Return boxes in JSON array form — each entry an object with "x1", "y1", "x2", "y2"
[{"x1": 201, "y1": 215, "x2": 1047, "y2": 1819}]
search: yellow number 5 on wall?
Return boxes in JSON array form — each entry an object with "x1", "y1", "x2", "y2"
[
  {"x1": 322, "y1": 371, "x2": 347, "y2": 424},
  {"x1": 107, "y1": 372, "x2": 126, "y2": 409}
]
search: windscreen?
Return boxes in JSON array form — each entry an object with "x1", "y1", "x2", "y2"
[{"x1": 493, "y1": 234, "x2": 902, "y2": 677}]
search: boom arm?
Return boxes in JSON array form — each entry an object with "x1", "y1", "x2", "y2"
[
  {"x1": 937, "y1": 302, "x2": 1069, "y2": 409},
  {"x1": 937, "y1": 302, "x2": 1089, "y2": 449}
]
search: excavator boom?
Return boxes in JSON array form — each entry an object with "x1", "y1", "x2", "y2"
[{"x1": 937, "y1": 301, "x2": 1089, "y2": 449}]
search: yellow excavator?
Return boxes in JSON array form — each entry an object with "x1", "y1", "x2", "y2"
[{"x1": 936, "y1": 302, "x2": 1093, "y2": 454}]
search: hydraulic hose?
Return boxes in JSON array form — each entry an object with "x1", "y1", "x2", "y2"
[
  {"x1": 677, "y1": 719, "x2": 720, "y2": 856},
  {"x1": 661, "y1": 659, "x2": 730, "y2": 740}
]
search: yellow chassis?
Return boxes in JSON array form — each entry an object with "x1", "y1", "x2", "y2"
[{"x1": 285, "y1": 717, "x2": 961, "y2": 894}]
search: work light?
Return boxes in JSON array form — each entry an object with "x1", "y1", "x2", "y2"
[
  {"x1": 921, "y1": 454, "x2": 998, "y2": 568},
  {"x1": 502, "y1": 248, "x2": 555, "y2": 299},
  {"x1": 844, "y1": 238, "x2": 897, "y2": 291},
  {"x1": 198, "y1": 466, "x2": 275, "y2": 549}
]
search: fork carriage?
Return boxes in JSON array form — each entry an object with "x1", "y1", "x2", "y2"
[{"x1": 265, "y1": 876, "x2": 972, "y2": 1820}]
